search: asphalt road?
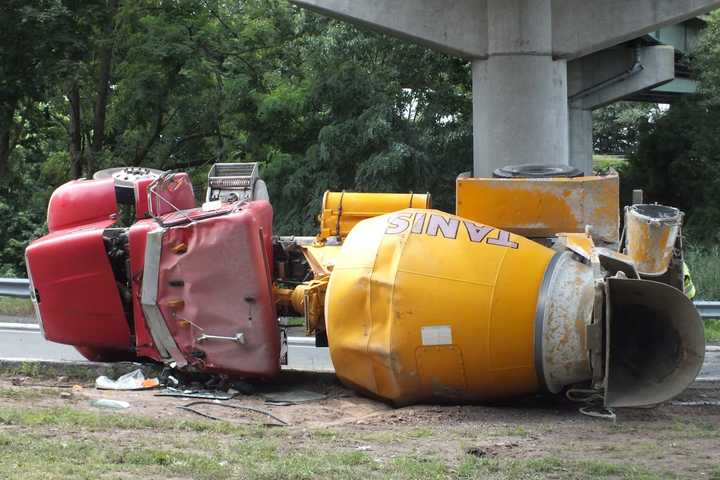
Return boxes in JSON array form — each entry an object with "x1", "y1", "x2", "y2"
[
  {"x1": 0, "y1": 316, "x2": 717, "y2": 381},
  {"x1": 699, "y1": 345, "x2": 720, "y2": 381},
  {"x1": 0, "y1": 321, "x2": 334, "y2": 372},
  {"x1": 0, "y1": 323, "x2": 87, "y2": 363},
  {"x1": 0, "y1": 314, "x2": 36, "y2": 325}
]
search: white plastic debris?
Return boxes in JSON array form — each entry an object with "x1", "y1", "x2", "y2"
[
  {"x1": 90, "y1": 399, "x2": 130, "y2": 410},
  {"x1": 95, "y1": 369, "x2": 159, "y2": 390}
]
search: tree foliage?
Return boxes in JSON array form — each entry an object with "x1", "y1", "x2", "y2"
[
  {"x1": 0, "y1": 0, "x2": 473, "y2": 274},
  {"x1": 592, "y1": 102, "x2": 658, "y2": 156}
]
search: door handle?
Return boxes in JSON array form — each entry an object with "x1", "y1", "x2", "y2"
[{"x1": 196, "y1": 332, "x2": 245, "y2": 344}]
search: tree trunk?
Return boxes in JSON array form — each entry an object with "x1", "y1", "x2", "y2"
[
  {"x1": 68, "y1": 83, "x2": 83, "y2": 179},
  {"x1": 133, "y1": 106, "x2": 165, "y2": 166},
  {"x1": 89, "y1": 0, "x2": 119, "y2": 174},
  {"x1": 0, "y1": 101, "x2": 17, "y2": 179},
  {"x1": 133, "y1": 63, "x2": 183, "y2": 166},
  {"x1": 0, "y1": 127, "x2": 10, "y2": 180}
]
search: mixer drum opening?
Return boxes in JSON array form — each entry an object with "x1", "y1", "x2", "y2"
[{"x1": 604, "y1": 278, "x2": 705, "y2": 408}]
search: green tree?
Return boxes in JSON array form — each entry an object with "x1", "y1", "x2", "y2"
[
  {"x1": 592, "y1": 102, "x2": 657, "y2": 156},
  {"x1": 0, "y1": 1, "x2": 86, "y2": 178},
  {"x1": 262, "y1": 20, "x2": 473, "y2": 233}
]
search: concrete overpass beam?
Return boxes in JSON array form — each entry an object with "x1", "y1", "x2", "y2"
[
  {"x1": 553, "y1": 0, "x2": 720, "y2": 59},
  {"x1": 566, "y1": 45, "x2": 674, "y2": 173},
  {"x1": 568, "y1": 45, "x2": 676, "y2": 110},
  {"x1": 487, "y1": 0, "x2": 552, "y2": 54},
  {"x1": 289, "y1": 0, "x2": 488, "y2": 58}
]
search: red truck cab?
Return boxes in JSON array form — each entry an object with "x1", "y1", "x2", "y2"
[{"x1": 26, "y1": 165, "x2": 281, "y2": 377}]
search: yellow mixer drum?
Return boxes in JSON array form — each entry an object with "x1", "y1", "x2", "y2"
[
  {"x1": 325, "y1": 209, "x2": 595, "y2": 405},
  {"x1": 318, "y1": 191, "x2": 431, "y2": 241}
]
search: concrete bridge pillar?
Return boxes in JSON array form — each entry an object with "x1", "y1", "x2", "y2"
[{"x1": 568, "y1": 107, "x2": 594, "y2": 176}]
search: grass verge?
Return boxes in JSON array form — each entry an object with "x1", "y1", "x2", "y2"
[
  {"x1": 0, "y1": 360, "x2": 156, "y2": 383},
  {"x1": 706, "y1": 320, "x2": 720, "y2": 343},
  {"x1": 593, "y1": 154, "x2": 627, "y2": 173},
  {"x1": 0, "y1": 297, "x2": 33, "y2": 317},
  {"x1": 686, "y1": 245, "x2": 720, "y2": 301},
  {"x1": 0, "y1": 404, "x2": 699, "y2": 480},
  {"x1": 0, "y1": 428, "x2": 669, "y2": 480}
]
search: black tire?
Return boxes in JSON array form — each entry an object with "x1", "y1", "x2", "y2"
[
  {"x1": 492, "y1": 164, "x2": 584, "y2": 179},
  {"x1": 315, "y1": 330, "x2": 329, "y2": 348}
]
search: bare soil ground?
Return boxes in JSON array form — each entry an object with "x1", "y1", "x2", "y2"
[{"x1": 0, "y1": 369, "x2": 719, "y2": 479}]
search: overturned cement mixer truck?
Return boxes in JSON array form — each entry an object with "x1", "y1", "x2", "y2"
[{"x1": 25, "y1": 163, "x2": 704, "y2": 408}]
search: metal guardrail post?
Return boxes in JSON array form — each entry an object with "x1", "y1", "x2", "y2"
[{"x1": 0, "y1": 278, "x2": 30, "y2": 298}]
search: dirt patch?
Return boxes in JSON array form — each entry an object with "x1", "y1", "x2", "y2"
[
  {"x1": 1, "y1": 372, "x2": 719, "y2": 478},
  {"x1": 0, "y1": 371, "x2": 393, "y2": 427}
]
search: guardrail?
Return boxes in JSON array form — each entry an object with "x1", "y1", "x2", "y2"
[
  {"x1": 695, "y1": 301, "x2": 720, "y2": 320},
  {"x1": 0, "y1": 278, "x2": 32, "y2": 298},
  {"x1": 2, "y1": 277, "x2": 719, "y2": 318}
]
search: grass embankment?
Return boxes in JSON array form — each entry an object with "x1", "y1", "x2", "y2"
[
  {"x1": 0, "y1": 402, "x2": 706, "y2": 480},
  {"x1": 686, "y1": 245, "x2": 720, "y2": 301},
  {"x1": 0, "y1": 297, "x2": 33, "y2": 317},
  {"x1": 707, "y1": 321, "x2": 720, "y2": 343},
  {"x1": 593, "y1": 154, "x2": 627, "y2": 172},
  {"x1": 686, "y1": 246, "x2": 720, "y2": 342}
]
